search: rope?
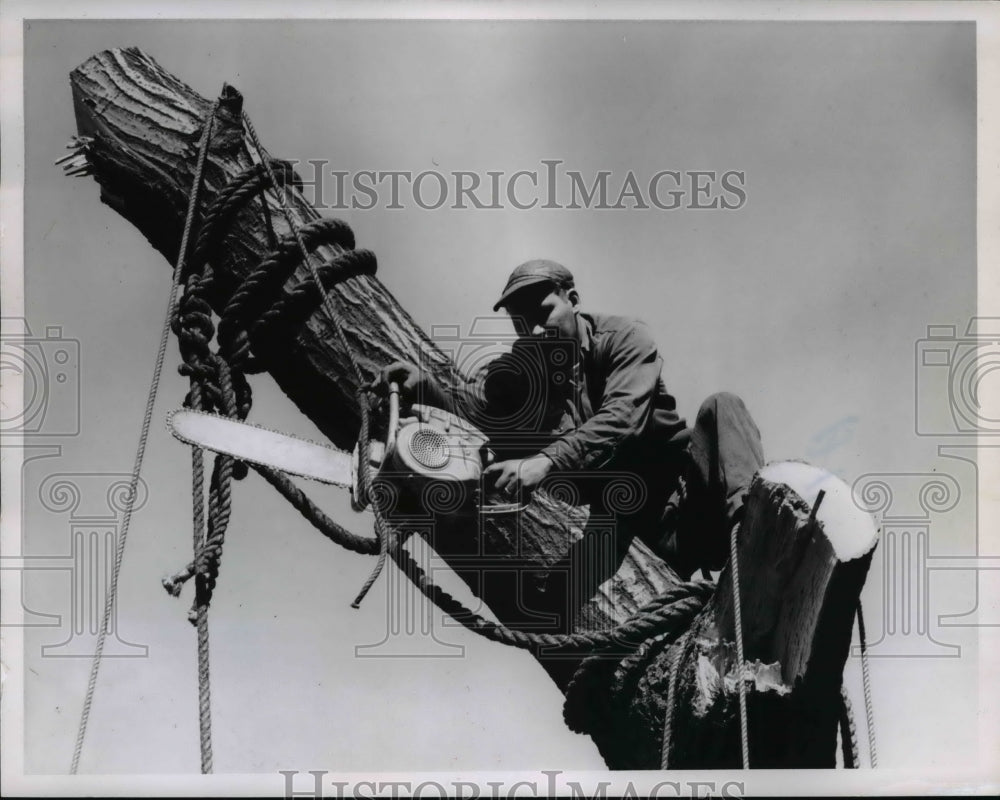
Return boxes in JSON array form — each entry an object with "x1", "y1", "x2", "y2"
[
  {"x1": 233, "y1": 112, "x2": 709, "y2": 633},
  {"x1": 659, "y1": 633, "x2": 688, "y2": 768},
  {"x1": 161, "y1": 458, "x2": 381, "y2": 601},
  {"x1": 156, "y1": 107, "x2": 724, "y2": 768},
  {"x1": 728, "y1": 520, "x2": 750, "y2": 770},
  {"x1": 187, "y1": 161, "x2": 283, "y2": 281},
  {"x1": 249, "y1": 449, "x2": 717, "y2": 650},
  {"x1": 857, "y1": 602, "x2": 878, "y2": 767},
  {"x1": 230, "y1": 451, "x2": 716, "y2": 653},
  {"x1": 239, "y1": 113, "x2": 389, "y2": 607},
  {"x1": 188, "y1": 382, "x2": 213, "y2": 773},
  {"x1": 113, "y1": 100, "x2": 717, "y2": 773},
  {"x1": 250, "y1": 249, "x2": 377, "y2": 355},
  {"x1": 162, "y1": 121, "x2": 319, "y2": 777},
  {"x1": 231, "y1": 109, "x2": 711, "y2": 640},
  {"x1": 231, "y1": 446, "x2": 716, "y2": 652},
  {"x1": 559, "y1": 597, "x2": 706, "y2": 767},
  {"x1": 217, "y1": 217, "x2": 357, "y2": 370},
  {"x1": 250, "y1": 464, "x2": 380, "y2": 555},
  {"x1": 839, "y1": 684, "x2": 860, "y2": 769},
  {"x1": 392, "y1": 541, "x2": 714, "y2": 652},
  {"x1": 184, "y1": 364, "x2": 240, "y2": 773},
  {"x1": 190, "y1": 361, "x2": 238, "y2": 615},
  {"x1": 70, "y1": 97, "x2": 220, "y2": 775},
  {"x1": 179, "y1": 110, "x2": 227, "y2": 775},
  {"x1": 173, "y1": 271, "x2": 253, "y2": 420},
  {"x1": 141, "y1": 103, "x2": 875, "y2": 775},
  {"x1": 161, "y1": 157, "x2": 379, "y2": 603}
]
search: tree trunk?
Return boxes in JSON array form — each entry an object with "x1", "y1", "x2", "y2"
[{"x1": 67, "y1": 47, "x2": 877, "y2": 768}]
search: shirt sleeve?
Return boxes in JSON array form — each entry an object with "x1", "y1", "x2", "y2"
[{"x1": 540, "y1": 321, "x2": 662, "y2": 471}]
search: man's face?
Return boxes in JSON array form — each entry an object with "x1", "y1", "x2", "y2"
[{"x1": 504, "y1": 282, "x2": 579, "y2": 341}]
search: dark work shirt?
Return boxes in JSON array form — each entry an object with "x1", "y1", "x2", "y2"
[{"x1": 442, "y1": 312, "x2": 689, "y2": 476}]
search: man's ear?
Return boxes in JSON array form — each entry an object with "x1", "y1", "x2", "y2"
[{"x1": 567, "y1": 288, "x2": 581, "y2": 308}]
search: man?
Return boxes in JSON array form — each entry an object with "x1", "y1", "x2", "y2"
[{"x1": 373, "y1": 259, "x2": 764, "y2": 582}]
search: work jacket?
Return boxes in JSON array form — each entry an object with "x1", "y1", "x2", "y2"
[{"x1": 441, "y1": 312, "x2": 690, "y2": 500}]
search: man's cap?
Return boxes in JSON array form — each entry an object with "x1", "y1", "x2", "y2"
[{"x1": 493, "y1": 259, "x2": 575, "y2": 312}]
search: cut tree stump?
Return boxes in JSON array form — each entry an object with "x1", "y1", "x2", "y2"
[{"x1": 66, "y1": 47, "x2": 878, "y2": 768}]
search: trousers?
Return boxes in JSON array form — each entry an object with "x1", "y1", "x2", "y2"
[
  {"x1": 584, "y1": 390, "x2": 765, "y2": 581},
  {"x1": 532, "y1": 391, "x2": 764, "y2": 621},
  {"x1": 514, "y1": 392, "x2": 763, "y2": 688},
  {"x1": 656, "y1": 390, "x2": 766, "y2": 578}
]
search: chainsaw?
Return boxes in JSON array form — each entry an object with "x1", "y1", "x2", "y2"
[{"x1": 167, "y1": 383, "x2": 526, "y2": 516}]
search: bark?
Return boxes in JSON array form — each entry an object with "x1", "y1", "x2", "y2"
[{"x1": 68, "y1": 47, "x2": 876, "y2": 768}]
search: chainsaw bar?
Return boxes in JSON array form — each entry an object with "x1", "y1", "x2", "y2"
[{"x1": 167, "y1": 408, "x2": 355, "y2": 488}]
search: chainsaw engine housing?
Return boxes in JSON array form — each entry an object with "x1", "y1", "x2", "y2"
[{"x1": 378, "y1": 404, "x2": 489, "y2": 515}]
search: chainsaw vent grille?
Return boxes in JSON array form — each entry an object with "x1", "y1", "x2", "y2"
[{"x1": 409, "y1": 428, "x2": 450, "y2": 469}]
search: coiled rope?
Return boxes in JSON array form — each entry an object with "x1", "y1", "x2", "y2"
[
  {"x1": 237, "y1": 114, "x2": 390, "y2": 609},
  {"x1": 157, "y1": 107, "x2": 383, "y2": 774},
  {"x1": 70, "y1": 96, "x2": 221, "y2": 774}
]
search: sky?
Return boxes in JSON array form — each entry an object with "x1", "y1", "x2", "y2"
[{"x1": 9, "y1": 13, "x2": 996, "y2": 784}]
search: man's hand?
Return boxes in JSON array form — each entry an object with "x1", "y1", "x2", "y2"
[
  {"x1": 366, "y1": 361, "x2": 451, "y2": 411},
  {"x1": 483, "y1": 454, "x2": 554, "y2": 499},
  {"x1": 366, "y1": 362, "x2": 421, "y2": 400}
]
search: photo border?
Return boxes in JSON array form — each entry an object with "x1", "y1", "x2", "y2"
[{"x1": 2, "y1": 1, "x2": 998, "y2": 796}]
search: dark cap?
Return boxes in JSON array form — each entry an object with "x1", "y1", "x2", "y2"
[{"x1": 492, "y1": 259, "x2": 575, "y2": 312}]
